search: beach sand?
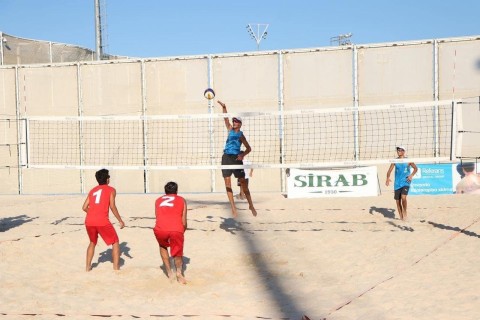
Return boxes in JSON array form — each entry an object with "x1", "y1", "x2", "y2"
[{"x1": 1, "y1": 192, "x2": 479, "y2": 319}]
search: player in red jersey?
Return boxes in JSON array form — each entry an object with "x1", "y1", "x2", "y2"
[
  {"x1": 82, "y1": 169, "x2": 125, "y2": 271},
  {"x1": 153, "y1": 181, "x2": 188, "y2": 284}
]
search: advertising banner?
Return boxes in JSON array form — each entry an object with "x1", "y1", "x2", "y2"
[
  {"x1": 410, "y1": 164, "x2": 454, "y2": 195},
  {"x1": 287, "y1": 167, "x2": 379, "y2": 198},
  {"x1": 411, "y1": 163, "x2": 479, "y2": 195}
]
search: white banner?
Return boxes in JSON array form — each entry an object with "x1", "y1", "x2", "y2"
[{"x1": 287, "y1": 167, "x2": 379, "y2": 198}]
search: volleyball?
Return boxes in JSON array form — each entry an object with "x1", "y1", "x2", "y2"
[{"x1": 204, "y1": 88, "x2": 215, "y2": 100}]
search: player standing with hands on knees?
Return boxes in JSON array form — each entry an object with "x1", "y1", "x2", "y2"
[
  {"x1": 217, "y1": 100, "x2": 257, "y2": 218},
  {"x1": 386, "y1": 146, "x2": 418, "y2": 221},
  {"x1": 154, "y1": 181, "x2": 188, "y2": 284},
  {"x1": 82, "y1": 169, "x2": 125, "y2": 271}
]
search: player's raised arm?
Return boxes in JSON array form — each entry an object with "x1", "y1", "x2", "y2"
[{"x1": 217, "y1": 100, "x2": 232, "y2": 130}]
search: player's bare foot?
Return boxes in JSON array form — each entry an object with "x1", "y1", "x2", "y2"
[
  {"x1": 176, "y1": 273, "x2": 187, "y2": 285},
  {"x1": 167, "y1": 272, "x2": 175, "y2": 282},
  {"x1": 232, "y1": 207, "x2": 238, "y2": 218},
  {"x1": 250, "y1": 206, "x2": 257, "y2": 217}
]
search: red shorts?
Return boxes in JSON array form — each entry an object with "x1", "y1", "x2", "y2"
[
  {"x1": 86, "y1": 224, "x2": 119, "y2": 245},
  {"x1": 153, "y1": 229, "x2": 184, "y2": 257}
]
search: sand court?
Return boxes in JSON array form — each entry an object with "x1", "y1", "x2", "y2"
[{"x1": 1, "y1": 192, "x2": 479, "y2": 319}]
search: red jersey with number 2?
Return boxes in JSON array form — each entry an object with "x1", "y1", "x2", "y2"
[
  {"x1": 85, "y1": 185, "x2": 114, "y2": 226},
  {"x1": 154, "y1": 194, "x2": 185, "y2": 233}
]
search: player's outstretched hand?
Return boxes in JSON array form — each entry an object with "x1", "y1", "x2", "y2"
[{"x1": 217, "y1": 100, "x2": 226, "y2": 108}]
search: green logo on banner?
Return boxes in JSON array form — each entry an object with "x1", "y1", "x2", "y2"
[{"x1": 294, "y1": 173, "x2": 368, "y2": 188}]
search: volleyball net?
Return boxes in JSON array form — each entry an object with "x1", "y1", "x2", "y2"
[{"x1": 20, "y1": 100, "x2": 457, "y2": 170}]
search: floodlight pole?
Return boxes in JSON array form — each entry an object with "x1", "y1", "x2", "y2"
[
  {"x1": 94, "y1": 0, "x2": 103, "y2": 60},
  {"x1": 246, "y1": 23, "x2": 269, "y2": 51}
]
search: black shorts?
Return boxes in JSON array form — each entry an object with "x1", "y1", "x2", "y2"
[
  {"x1": 394, "y1": 186, "x2": 410, "y2": 200},
  {"x1": 222, "y1": 154, "x2": 245, "y2": 178}
]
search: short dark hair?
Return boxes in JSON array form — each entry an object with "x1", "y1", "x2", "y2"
[
  {"x1": 462, "y1": 162, "x2": 475, "y2": 173},
  {"x1": 164, "y1": 181, "x2": 178, "y2": 194},
  {"x1": 95, "y1": 169, "x2": 110, "y2": 185}
]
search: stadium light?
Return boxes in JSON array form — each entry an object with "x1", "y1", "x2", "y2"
[
  {"x1": 246, "y1": 23, "x2": 269, "y2": 51},
  {"x1": 330, "y1": 33, "x2": 353, "y2": 46}
]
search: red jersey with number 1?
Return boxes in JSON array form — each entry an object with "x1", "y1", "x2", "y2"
[
  {"x1": 154, "y1": 194, "x2": 185, "y2": 233},
  {"x1": 85, "y1": 185, "x2": 114, "y2": 226}
]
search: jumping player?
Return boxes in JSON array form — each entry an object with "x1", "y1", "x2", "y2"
[
  {"x1": 217, "y1": 100, "x2": 257, "y2": 218},
  {"x1": 386, "y1": 146, "x2": 418, "y2": 221},
  {"x1": 82, "y1": 169, "x2": 125, "y2": 271}
]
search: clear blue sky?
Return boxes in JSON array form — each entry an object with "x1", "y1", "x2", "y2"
[{"x1": 1, "y1": 0, "x2": 479, "y2": 58}]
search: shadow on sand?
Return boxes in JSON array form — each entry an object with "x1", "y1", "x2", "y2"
[
  {"x1": 369, "y1": 206, "x2": 396, "y2": 219},
  {"x1": 422, "y1": 220, "x2": 480, "y2": 239},
  {"x1": 0, "y1": 215, "x2": 38, "y2": 232},
  {"x1": 92, "y1": 242, "x2": 134, "y2": 269}
]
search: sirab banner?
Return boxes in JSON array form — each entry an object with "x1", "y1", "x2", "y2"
[{"x1": 287, "y1": 167, "x2": 379, "y2": 198}]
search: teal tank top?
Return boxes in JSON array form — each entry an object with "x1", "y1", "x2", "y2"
[
  {"x1": 224, "y1": 130, "x2": 243, "y2": 155},
  {"x1": 394, "y1": 162, "x2": 412, "y2": 190}
]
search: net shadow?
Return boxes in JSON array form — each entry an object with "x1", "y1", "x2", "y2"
[
  {"x1": 423, "y1": 220, "x2": 480, "y2": 239},
  {"x1": 235, "y1": 219, "x2": 307, "y2": 318},
  {"x1": 0, "y1": 215, "x2": 38, "y2": 232},
  {"x1": 386, "y1": 221, "x2": 414, "y2": 232}
]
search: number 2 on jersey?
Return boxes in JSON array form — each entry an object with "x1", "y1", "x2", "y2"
[{"x1": 159, "y1": 196, "x2": 175, "y2": 207}]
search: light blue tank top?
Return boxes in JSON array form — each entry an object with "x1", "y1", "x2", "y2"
[
  {"x1": 394, "y1": 162, "x2": 411, "y2": 190},
  {"x1": 224, "y1": 130, "x2": 243, "y2": 155}
]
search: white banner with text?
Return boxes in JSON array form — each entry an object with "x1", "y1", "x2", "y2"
[{"x1": 287, "y1": 167, "x2": 379, "y2": 198}]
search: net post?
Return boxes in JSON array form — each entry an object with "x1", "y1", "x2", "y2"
[
  {"x1": 207, "y1": 55, "x2": 216, "y2": 192},
  {"x1": 450, "y1": 100, "x2": 458, "y2": 161},
  {"x1": 433, "y1": 40, "x2": 440, "y2": 158},
  {"x1": 352, "y1": 45, "x2": 359, "y2": 161},
  {"x1": 77, "y1": 62, "x2": 86, "y2": 193},
  {"x1": 278, "y1": 51, "x2": 286, "y2": 193},
  {"x1": 19, "y1": 118, "x2": 28, "y2": 168},
  {"x1": 14, "y1": 66, "x2": 24, "y2": 194},
  {"x1": 433, "y1": 40, "x2": 439, "y2": 102},
  {"x1": 433, "y1": 102, "x2": 439, "y2": 157},
  {"x1": 140, "y1": 59, "x2": 149, "y2": 193}
]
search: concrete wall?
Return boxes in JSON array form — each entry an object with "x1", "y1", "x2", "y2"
[{"x1": 1, "y1": 36, "x2": 480, "y2": 194}]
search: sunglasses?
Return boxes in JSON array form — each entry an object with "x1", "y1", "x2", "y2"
[{"x1": 233, "y1": 119, "x2": 241, "y2": 123}]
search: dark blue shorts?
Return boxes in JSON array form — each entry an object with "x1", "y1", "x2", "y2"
[
  {"x1": 221, "y1": 154, "x2": 245, "y2": 178},
  {"x1": 394, "y1": 186, "x2": 410, "y2": 200}
]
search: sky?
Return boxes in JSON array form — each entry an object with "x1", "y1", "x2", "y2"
[{"x1": 1, "y1": 0, "x2": 479, "y2": 58}]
